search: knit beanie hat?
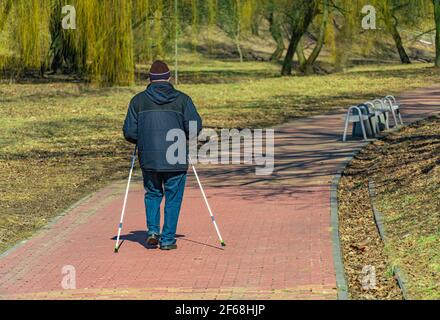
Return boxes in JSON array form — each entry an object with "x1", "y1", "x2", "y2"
[{"x1": 149, "y1": 60, "x2": 171, "y2": 81}]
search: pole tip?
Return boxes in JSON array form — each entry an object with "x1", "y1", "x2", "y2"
[
  {"x1": 114, "y1": 248, "x2": 119, "y2": 253},
  {"x1": 221, "y1": 241, "x2": 226, "y2": 247}
]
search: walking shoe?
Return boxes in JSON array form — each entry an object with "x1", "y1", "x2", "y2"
[
  {"x1": 160, "y1": 244, "x2": 177, "y2": 251},
  {"x1": 146, "y1": 234, "x2": 160, "y2": 247}
]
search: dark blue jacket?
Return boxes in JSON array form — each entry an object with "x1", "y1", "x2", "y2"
[{"x1": 123, "y1": 82, "x2": 202, "y2": 172}]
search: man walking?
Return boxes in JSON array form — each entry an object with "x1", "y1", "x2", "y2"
[{"x1": 123, "y1": 61, "x2": 202, "y2": 250}]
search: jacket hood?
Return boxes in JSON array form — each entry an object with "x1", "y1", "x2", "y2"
[{"x1": 145, "y1": 82, "x2": 179, "y2": 105}]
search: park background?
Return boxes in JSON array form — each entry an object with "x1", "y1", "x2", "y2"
[{"x1": 0, "y1": 0, "x2": 439, "y2": 299}]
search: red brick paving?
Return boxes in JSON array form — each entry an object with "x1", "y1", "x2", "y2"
[{"x1": 0, "y1": 86, "x2": 438, "y2": 300}]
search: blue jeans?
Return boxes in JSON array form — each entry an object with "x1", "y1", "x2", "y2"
[{"x1": 142, "y1": 171, "x2": 187, "y2": 246}]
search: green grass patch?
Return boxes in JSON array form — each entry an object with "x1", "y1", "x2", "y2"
[{"x1": 377, "y1": 131, "x2": 440, "y2": 300}]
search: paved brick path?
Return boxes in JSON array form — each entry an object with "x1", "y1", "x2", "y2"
[{"x1": 0, "y1": 86, "x2": 439, "y2": 300}]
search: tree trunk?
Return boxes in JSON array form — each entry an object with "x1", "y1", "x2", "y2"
[
  {"x1": 282, "y1": 31, "x2": 303, "y2": 75},
  {"x1": 434, "y1": 0, "x2": 440, "y2": 67},
  {"x1": 251, "y1": 17, "x2": 260, "y2": 36},
  {"x1": 49, "y1": 2, "x2": 64, "y2": 74},
  {"x1": 296, "y1": 39, "x2": 307, "y2": 69},
  {"x1": 391, "y1": 25, "x2": 411, "y2": 64},
  {"x1": 234, "y1": 34, "x2": 244, "y2": 63},
  {"x1": 50, "y1": 44, "x2": 64, "y2": 74},
  {"x1": 385, "y1": 14, "x2": 411, "y2": 64},
  {"x1": 303, "y1": 0, "x2": 329, "y2": 75},
  {"x1": 268, "y1": 12, "x2": 285, "y2": 61},
  {"x1": 281, "y1": 1, "x2": 317, "y2": 76}
]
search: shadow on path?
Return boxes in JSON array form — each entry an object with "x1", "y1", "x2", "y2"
[{"x1": 111, "y1": 231, "x2": 223, "y2": 251}]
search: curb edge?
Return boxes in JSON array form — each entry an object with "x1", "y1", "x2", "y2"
[{"x1": 368, "y1": 180, "x2": 409, "y2": 300}]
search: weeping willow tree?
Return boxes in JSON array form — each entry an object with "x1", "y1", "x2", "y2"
[
  {"x1": 218, "y1": 0, "x2": 243, "y2": 62},
  {"x1": 72, "y1": 0, "x2": 134, "y2": 86},
  {"x1": 100, "y1": 0, "x2": 134, "y2": 85},
  {"x1": 190, "y1": 0, "x2": 198, "y2": 50},
  {"x1": 49, "y1": 0, "x2": 80, "y2": 74},
  {"x1": 329, "y1": 0, "x2": 363, "y2": 71},
  {"x1": 325, "y1": 7, "x2": 337, "y2": 65},
  {"x1": 132, "y1": 0, "x2": 152, "y2": 64},
  {"x1": 3, "y1": 0, "x2": 51, "y2": 73},
  {"x1": 250, "y1": 0, "x2": 262, "y2": 36},
  {"x1": 363, "y1": 0, "x2": 429, "y2": 64},
  {"x1": 0, "y1": 1, "x2": 12, "y2": 71},
  {"x1": 1, "y1": 0, "x2": 254, "y2": 82},
  {"x1": 0, "y1": 0, "x2": 12, "y2": 32},
  {"x1": 264, "y1": 0, "x2": 285, "y2": 61},
  {"x1": 296, "y1": 0, "x2": 330, "y2": 75},
  {"x1": 152, "y1": 0, "x2": 166, "y2": 60},
  {"x1": 0, "y1": 0, "x2": 135, "y2": 86},
  {"x1": 379, "y1": 0, "x2": 435, "y2": 64},
  {"x1": 184, "y1": 0, "x2": 217, "y2": 53},
  {"x1": 132, "y1": 0, "x2": 182, "y2": 63},
  {"x1": 338, "y1": 0, "x2": 433, "y2": 66},
  {"x1": 207, "y1": 0, "x2": 217, "y2": 55},
  {"x1": 380, "y1": 1, "x2": 411, "y2": 63},
  {"x1": 280, "y1": 0, "x2": 319, "y2": 76},
  {"x1": 1, "y1": 0, "x2": 437, "y2": 84},
  {"x1": 266, "y1": 0, "x2": 341, "y2": 74},
  {"x1": 218, "y1": 0, "x2": 255, "y2": 62}
]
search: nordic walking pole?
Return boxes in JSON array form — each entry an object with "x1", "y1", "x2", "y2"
[
  {"x1": 189, "y1": 155, "x2": 226, "y2": 247},
  {"x1": 114, "y1": 145, "x2": 137, "y2": 253}
]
